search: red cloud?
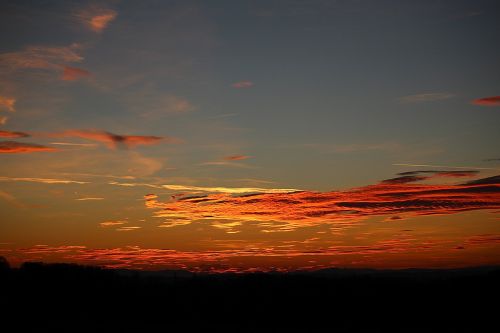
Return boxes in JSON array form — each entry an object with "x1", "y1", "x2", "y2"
[
  {"x1": 145, "y1": 175, "x2": 500, "y2": 232},
  {"x1": 0, "y1": 96, "x2": 16, "y2": 112},
  {"x1": 78, "y1": 7, "x2": 117, "y2": 33},
  {"x1": 49, "y1": 130, "x2": 176, "y2": 149},
  {"x1": 0, "y1": 141, "x2": 57, "y2": 153},
  {"x1": 224, "y1": 155, "x2": 252, "y2": 161},
  {"x1": 61, "y1": 66, "x2": 91, "y2": 81},
  {"x1": 232, "y1": 81, "x2": 254, "y2": 88},
  {"x1": 0, "y1": 130, "x2": 30, "y2": 138},
  {"x1": 472, "y1": 96, "x2": 500, "y2": 106}
]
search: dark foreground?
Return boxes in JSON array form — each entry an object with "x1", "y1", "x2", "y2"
[{"x1": 1, "y1": 260, "x2": 498, "y2": 332}]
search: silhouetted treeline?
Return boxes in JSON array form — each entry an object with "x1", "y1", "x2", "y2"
[{"x1": 1, "y1": 258, "x2": 498, "y2": 332}]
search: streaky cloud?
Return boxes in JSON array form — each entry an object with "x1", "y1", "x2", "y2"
[
  {"x1": 0, "y1": 130, "x2": 30, "y2": 138},
  {"x1": 0, "y1": 176, "x2": 88, "y2": 184},
  {"x1": 47, "y1": 129, "x2": 176, "y2": 149},
  {"x1": 471, "y1": 96, "x2": 500, "y2": 106},
  {"x1": 0, "y1": 96, "x2": 16, "y2": 112},
  {"x1": 145, "y1": 174, "x2": 500, "y2": 232},
  {"x1": 397, "y1": 92, "x2": 454, "y2": 103},
  {"x1": 61, "y1": 66, "x2": 91, "y2": 81},
  {"x1": 0, "y1": 141, "x2": 56, "y2": 154}
]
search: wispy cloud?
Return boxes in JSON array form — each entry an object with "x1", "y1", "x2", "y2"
[
  {"x1": 160, "y1": 184, "x2": 300, "y2": 194},
  {"x1": 397, "y1": 93, "x2": 455, "y2": 103},
  {"x1": 116, "y1": 226, "x2": 141, "y2": 232},
  {"x1": 0, "y1": 190, "x2": 25, "y2": 208},
  {"x1": 100, "y1": 220, "x2": 126, "y2": 227},
  {"x1": 224, "y1": 155, "x2": 252, "y2": 161},
  {"x1": 144, "y1": 173, "x2": 500, "y2": 232},
  {"x1": 393, "y1": 163, "x2": 500, "y2": 171},
  {"x1": 471, "y1": 96, "x2": 500, "y2": 106},
  {"x1": 77, "y1": 6, "x2": 117, "y2": 33},
  {"x1": 232, "y1": 80, "x2": 254, "y2": 88},
  {"x1": 0, "y1": 176, "x2": 88, "y2": 184},
  {"x1": 76, "y1": 197, "x2": 104, "y2": 201},
  {"x1": 0, "y1": 96, "x2": 16, "y2": 112},
  {"x1": 0, "y1": 130, "x2": 30, "y2": 138},
  {"x1": 0, "y1": 44, "x2": 83, "y2": 73},
  {"x1": 47, "y1": 129, "x2": 175, "y2": 149},
  {"x1": 200, "y1": 161, "x2": 255, "y2": 168},
  {"x1": 49, "y1": 142, "x2": 98, "y2": 147},
  {"x1": 0, "y1": 141, "x2": 57, "y2": 154},
  {"x1": 61, "y1": 66, "x2": 91, "y2": 81}
]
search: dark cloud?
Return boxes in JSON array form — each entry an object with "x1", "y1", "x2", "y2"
[
  {"x1": 0, "y1": 130, "x2": 30, "y2": 138},
  {"x1": 47, "y1": 129, "x2": 178, "y2": 149},
  {"x1": 0, "y1": 141, "x2": 57, "y2": 153}
]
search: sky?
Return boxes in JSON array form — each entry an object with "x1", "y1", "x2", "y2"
[{"x1": 0, "y1": 0, "x2": 499, "y2": 272}]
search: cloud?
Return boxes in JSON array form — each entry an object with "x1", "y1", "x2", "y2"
[
  {"x1": 398, "y1": 170, "x2": 479, "y2": 177},
  {"x1": 0, "y1": 96, "x2": 16, "y2": 112},
  {"x1": 76, "y1": 197, "x2": 104, "y2": 201},
  {"x1": 48, "y1": 129, "x2": 174, "y2": 149},
  {"x1": 0, "y1": 190, "x2": 25, "y2": 208},
  {"x1": 7, "y1": 236, "x2": 476, "y2": 272},
  {"x1": 116, "y1": 226, "x2": 141, "y2": 232},
  {"x1": 0, "y1": 176, "x2": 88, "y2": 184},
  {"x1": 100, "y1": 220, "x2": 126, "y2": 227},
  {"x1": 77, "y1": 7, "x2": 118, "y2": 33},
  {"x1": 159, "y1": 184, "x2": 300, "y2": 194},
  {"x1": 0, "y1": 130, "x2": 30, "y2": 138},
  {"x1": 397, "y1": 93, "x2": 455, "y2": 103},
  {"x1": 393, "y1": 163, "x2": 500, "y2": 171},
  {"x1": 224, "y1": 155, "x2": 252, "y2": 161},
  {"x1": 471, "y1": 96, "x2": 500, "y2": 106},
  {"x1": 50, "y1": 142, "x2": 98, "y2": 147},
  {"x1": 0, "y1": 141, "x2": 57, "y2": 154},
  {"x1": 61, "y1": 66, "x2": 91, "y2": 81},
  {"x1": 232, "y1": 81, "x2": 254, "y2": 88},
  {"x1": 0, "y1": 44, "x2": 83, "y2": 72},
  {"x1": 144, "y1": 174, "x2": 500, "y2": 232},
  {"x1": 200, "y1": 161, "x2": 254, "y2": 168},
  {"x1": 0, "y1": 116, "x2": 7, "y2": 125}
]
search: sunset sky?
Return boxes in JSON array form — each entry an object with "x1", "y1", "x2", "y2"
[{"x1": 1, "y1": 0, "x2": 499, "y2": 272}]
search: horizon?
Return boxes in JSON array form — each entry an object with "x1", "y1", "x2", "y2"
[{"x1": 1, "y1": 0, "x2": 499, "y2": 273}]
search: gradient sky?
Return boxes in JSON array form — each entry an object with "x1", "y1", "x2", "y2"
[{"x1": 1, "y1": 0, "x2": 499, "y2": 272}]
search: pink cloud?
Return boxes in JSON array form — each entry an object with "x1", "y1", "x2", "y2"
[
  {"x1": 224, "y1": 155, "x2": 252, "y2": 161},
  {"x1": 472, "y1": 96, "x2": 500, "y2": 106},
  {"x1": 0, "y1": 130, "x2": 30, "y2": 138},
  {"x1": 232, "y1": 81, "x2": 254, "y2": 88},
  {"x1": 61, "y1": 66, "x2": 91, "y2": 81},
  {"x1": 48, "y1": 129, "x2": 178, "y2": 149},
  {"x1": 0, "y1": 141, "x2": 57, "y2": 154}
]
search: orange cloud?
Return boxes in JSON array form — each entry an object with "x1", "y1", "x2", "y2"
[
  {"x1": 10, "y1": 234, "x2": 494, "y2": 272},
  {"x1": 0, "y1": 44, "x2": 82, "y2": 71},
  {"x1": 0, "y1": 130, "x2": 30, "y2": 138},
  {"x1": 0, "y1": 116, "x2": 7, "y2": 125},
  {"x1": 0, "y1": 96, "x2": 16, "y2": 112},
  {"x1": 0, "y1": 176, "x2": 88, "y2": 184},
  {"x1": 472, "y1": 96, "x2": 500, "y2": 106},
  {"x1": 78, "y1": 7, "x2": 117, "y2": 33},
  {"x1": 0, "y1": 141, "x2": 57, "y2": 154},
  {"x1": 145, "y1": 174, "x2": 500, "y2": 232},
  {"x1": 100, "y1": 220, "x2": 126, "y2": 227},
  {"x1": 49, "y1": 130, "x2": 175, "y2": 149},
  {"x1": 224, "y1": 155, "x2": 252, "y2": 161},
  {"x1": 61, "y1": 66, "x2": 91, "y2": 81},
  {"x1": 232, "y1": 81, "x2": 254, "y2": 88}
]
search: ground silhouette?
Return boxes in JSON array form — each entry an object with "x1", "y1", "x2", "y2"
[{"x1": 0, "y1": 258, "x2": 498, "y2": 332}]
